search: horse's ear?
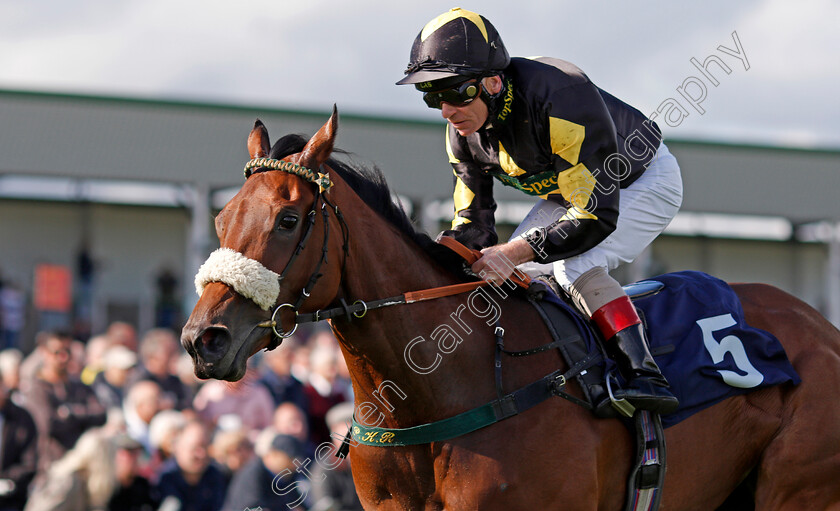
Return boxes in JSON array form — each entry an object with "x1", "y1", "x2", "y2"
[
  {"x1": 300, "y1": 105, "x2": 338, "y2": 169},
  {"x1": 248, "y1": 119, "x2": 271, "y2": 159}
]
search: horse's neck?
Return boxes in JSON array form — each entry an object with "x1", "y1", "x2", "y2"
[
  {"x1": 330, "y1": 186, "x2": 488, "y2": 427},
  {"x1": 329, "y1": 174, "x2": 456, "y2": 299}
]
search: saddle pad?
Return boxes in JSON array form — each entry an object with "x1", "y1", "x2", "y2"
[{"x1": 634, "y1": 271, "x2": 801, "y2": 428}]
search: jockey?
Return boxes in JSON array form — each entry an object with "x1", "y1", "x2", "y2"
[{"x1": 397, "y1": 8, "x2": 682, "y2": 415}]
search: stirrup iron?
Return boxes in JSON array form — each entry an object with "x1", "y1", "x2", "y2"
[{"x1": 605, "y1": 370, "x2": 636, "y2": 418}]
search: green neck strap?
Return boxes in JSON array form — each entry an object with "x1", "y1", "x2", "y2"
[
  {"x1": 350, "y1": 365, "x2": 581, "y2": 447},
  {"x1": 351, "y1": 400, "x2": 502, "y2": 446}
]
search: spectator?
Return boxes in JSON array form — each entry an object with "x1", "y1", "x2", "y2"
[
  {"x1": 132, "y1": 329, "x2": 189, "y2": 410},
  {"x1": 101, "y1": 407, "x2": 126, "y2": 438},
  {"x1": 290, "y1": 343, "x2": 311, "y2": 384},
  {"x1": 123, "y1": 380, "x2": 162, "y2": 455},
  {"x1": 272, "y1": 402, "x2": 315, "y2": 460},
  {"x1": 91, "y1": 345, "x2": 137, "y2": 411},
  {"x1": 80, "y1": 335, "x2": 112, "y2": 386},
  {"x1": 222, "y1": 433, "x2": 307, "y2": 511},
  {"x1": 149, "y1": 410, "x2": 187, "y2": 462},
  {"x1": 23, "y1": 429, "x2": 117, "y2": 511},
  {"x1": 154, "y1": 268, "x2": 181, "y2": 330},
  {"x1": 0, "y1": 280, "x2": 24, "y2": 352},
  {"x1": 66, "y1": 340, "x2": 87, "y2": 379},
  {"x1": 17, "y1": 350, "x2": 42, "y2": 396},
  {"x1": 175, "y1": 353, "x2": 202, "y2": 406},
  {"x1": 22, "y1": 331, "x2": 106, "y2": 480},
  {"x1": 107, "y1": 434, "x2": 159, "y2": 511},
  {"x1": 310, "y1": 403, "x2": 363, "y2": 511},
  {"x1": 0, "y1": 377, "x2": 38, "y2": 510},
  {"x1": 303, "y1": 347, "x2": 347, "y2": 446},
  {"x1": 258, "y1": 337, "x2": 308, "y2": 410},
  {"x1": 106, "y1": 322, "x2": 137, "y2": 352},
  {"x1": 209, "y1": 428, "x2": 253, "y2": 482},
  {"x1": 193, "y1": 367, "x2": 273, "y2": 437},
  {"x1": 0, "y1": 349, "x2": 23, "y2": 402},
  {"x1": 308, "y1": 330, "x2": 338, "y2": 349},
  {"x1": 155, "y1": 420, "x2": 227, "y2": 511},
  {"x1": 147, "y1": 410, "x2": 186, "y2": 478}
]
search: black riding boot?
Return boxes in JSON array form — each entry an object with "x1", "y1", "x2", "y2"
[
  {"x1": 591, "y1": 295, "x2": 679, "y2": 416},
  {"x1": 608, "y1": 323, "x2": 679, "y2": 415}
]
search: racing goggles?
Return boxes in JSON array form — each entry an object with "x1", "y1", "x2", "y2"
[{"x1": 422, "y1": 79, "x2": 481, "y2": 109}]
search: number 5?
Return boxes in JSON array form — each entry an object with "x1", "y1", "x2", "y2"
[{"x1": 696, "y1": 314, "x2": 764, "y2": 388}]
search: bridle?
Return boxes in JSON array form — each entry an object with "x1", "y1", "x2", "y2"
[{"x1": 243, "y1": 158, "x2": 350, "y2": 349}]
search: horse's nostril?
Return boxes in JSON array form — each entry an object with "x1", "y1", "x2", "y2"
[{"x1": 197, "y1": 327, "x2": 230, "y2": 360}]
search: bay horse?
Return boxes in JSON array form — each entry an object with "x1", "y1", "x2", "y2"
[{"x1": 182, "y1": 109, "x2": 840, "y2": 510}]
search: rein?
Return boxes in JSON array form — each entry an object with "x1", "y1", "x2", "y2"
[
  {"x1": 258, "y1": 227, "x2": 530, "y2": 334},
  {"x1": 281, "y1": 280, "x2": 492, "y2": 324}
]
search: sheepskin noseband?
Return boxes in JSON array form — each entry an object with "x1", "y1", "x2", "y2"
[{"x1": 194, "y1": 248, "x2": 280, "y2": 311}]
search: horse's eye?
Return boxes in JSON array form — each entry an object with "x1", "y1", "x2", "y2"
[{"x1": 277, "y1": 215, "x2": 298, "y2": 230}]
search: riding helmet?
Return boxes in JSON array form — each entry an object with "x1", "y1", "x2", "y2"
[{"x1": 396, "y1": 8, "x2": 510, "y2": 88}]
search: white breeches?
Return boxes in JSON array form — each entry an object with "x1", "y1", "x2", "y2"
[{"x1": 511, "y1": 142, "x2": 683, "y2": 289}]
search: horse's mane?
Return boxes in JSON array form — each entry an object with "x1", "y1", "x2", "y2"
[{"x1": 269, "y1": 134, "x2": 472, "y2": 275}]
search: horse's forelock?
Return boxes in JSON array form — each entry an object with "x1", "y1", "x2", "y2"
[{"x1": 269, "y1": 134, "x2": 308, "y2": 160}]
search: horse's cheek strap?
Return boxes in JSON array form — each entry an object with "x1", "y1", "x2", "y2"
[{"x1": 194, "y1": 248, "x2": 281, "y2": 311}]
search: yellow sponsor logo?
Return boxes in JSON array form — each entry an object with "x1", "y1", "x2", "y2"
[
  {"x1": 516, "y1": 173, "x2": 560, "y2": 196},
  {"x1": 418, "y1": 81, "x2": 434, "y2": 90},
  {"x1": 497, "y1": 79, "x2": 514, "y2": 122}
]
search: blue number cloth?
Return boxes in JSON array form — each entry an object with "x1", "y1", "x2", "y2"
[{"x1": 634, "y1": 271, "x2": 801, "y2": 427}]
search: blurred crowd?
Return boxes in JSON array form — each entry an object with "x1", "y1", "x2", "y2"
[{"x1": 0, "y1": 322, "x2": 364, "y2": 511}]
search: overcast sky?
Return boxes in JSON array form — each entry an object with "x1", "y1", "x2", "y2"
[{"x1": 2, "y1": 0, "x2": 838, "y2": 148}]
